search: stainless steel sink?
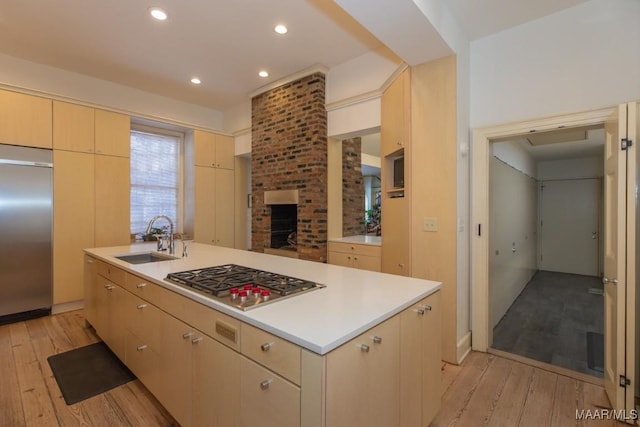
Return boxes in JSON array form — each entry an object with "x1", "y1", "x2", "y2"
[{"x1": 114, "y1": 252, "x2": 178, "y2": 264}]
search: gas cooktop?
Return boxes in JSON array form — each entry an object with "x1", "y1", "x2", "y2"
[{"x1": 165, "y1": 264, "x2": 325, "y2": 311}]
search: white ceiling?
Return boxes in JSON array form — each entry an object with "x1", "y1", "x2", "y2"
[
  {"x1": 0, "y1": 0, "x2": 590, "y2": 112},
  {"x1": 497, "y1": 128, "x2": 605, "y2": 162}
]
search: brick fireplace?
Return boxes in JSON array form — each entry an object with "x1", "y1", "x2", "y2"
[{"x1": 251, "y1": 72, "x2": 328, "y2": 262}]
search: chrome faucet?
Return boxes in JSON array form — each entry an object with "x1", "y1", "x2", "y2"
[{"x1": 145, "y1": 215, "x2": 175, "y2": 255}]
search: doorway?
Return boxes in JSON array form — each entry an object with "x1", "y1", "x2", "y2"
[{"x1": 487, "y1": 129, "x2": 605, "y2": 377}]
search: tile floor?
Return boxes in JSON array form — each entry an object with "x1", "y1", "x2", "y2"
[{"x1": 492, "y1": 270, "x2": 604, "y2": 377}]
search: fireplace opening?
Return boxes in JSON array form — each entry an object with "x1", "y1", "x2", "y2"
[{"x1": 270, "y1": 204, "x2": 297, "y2": 251}]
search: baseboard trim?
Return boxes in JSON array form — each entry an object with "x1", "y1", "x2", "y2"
[
  {"x1": 457, "y1": 331, "x2": 472, "y2": 364},
  {"x1": 52, "y1": 300, "x2": 84, "y2": 315}
]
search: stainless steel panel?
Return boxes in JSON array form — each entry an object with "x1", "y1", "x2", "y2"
[{"x1": 0, "y1": 145, "x2": 52, "y2": 317}]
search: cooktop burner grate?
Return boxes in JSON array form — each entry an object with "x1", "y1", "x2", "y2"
[{"x1": 165, "y1": 264, "x2": 324, "y2": 310}]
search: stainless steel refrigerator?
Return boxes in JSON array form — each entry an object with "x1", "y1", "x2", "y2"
[{"x1": 0, "y1": 144, "x2": 52, "y2": 322}]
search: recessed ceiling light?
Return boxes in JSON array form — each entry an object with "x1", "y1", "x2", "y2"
[
  {"x1": 258, "y1": 70, "x2": 269, "y2": 78},
  {"x1": 274, "y1": 24, "x2": 288, "y2": 35},
  {"x1": 149, "y1": 7, "x2": 168, "y2": 21},
  {"x1": 191, "y1": 77, "x2": 201, "y2": 85}
]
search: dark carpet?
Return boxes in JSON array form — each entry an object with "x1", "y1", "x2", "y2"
[
  {"x1": 47, "y1": 341, "x2": 136, "y2": 405},
  {"x1": 492, "y1": 270, "x2": 604, "y2": 377}
]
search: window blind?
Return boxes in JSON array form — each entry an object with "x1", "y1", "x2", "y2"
[{"x1": 130, "y1": 130, "x2": 181, "y2": 235}]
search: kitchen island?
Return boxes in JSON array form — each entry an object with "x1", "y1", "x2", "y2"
[{"x1": 84, "y1": 242, "x2": 441, "y2": 427}]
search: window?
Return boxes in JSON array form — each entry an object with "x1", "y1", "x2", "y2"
[{"x1": 130, "y1": 128, "x2": 182, "y2": 236}]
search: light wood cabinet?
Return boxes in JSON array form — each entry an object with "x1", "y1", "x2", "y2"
[
  {"x1": 53, "y1": 151, "x2": 95, "y2": 304},
  {"x1": 241, "y1": 324, "x2": 301, "y2": 385},
  {"x1": 194, "y1": 166, "x2": 234, "y2": 247},
  {"x1": 327, "y1": 242, "x2": 381, "y2": 272},
  {"x1": 0, "y1": 89, "x2": 52, "y2": 148},
  {"x1": 381, "y1": 196, "x2": 410, "y2": 276},
  {"x1": 94, "y1": 109, "x2": 130, "y2": 157},
  {"x1": 240, "y1": 356, "x2": 300, "y2": 427},
  {"x1": 94, "y1": 265, "x2": 126, "y2": 360},
  {"x1": 95, "y1": 154, "x2": 130, "y2": 246},
  {"x1": 194, "y1": 130, "x2": 234, "y2": 169},
  {"x1": 53, "y1": 101, "x2": 95, "y2": 153},
  {"x1": 400, "y1": 291, "x2": 442, "y2": 426},
  {"x1": 381, "y1": 69, "x2": 410, "y2": 157},
  {"x1": 326, "y1": 315, "x2": 400, "y2": 427}
]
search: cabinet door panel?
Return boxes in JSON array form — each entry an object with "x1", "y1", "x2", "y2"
[
  {"x1": 0, "y1": 90, "x2": 52, "y2": 148},
  {"x1": 53, "y1": 101, "x2": 95, "y2": 153},
  {"x1": 95, "y1": 155, "x2": 130, "y2": 246},
  {"x1": 327, "y1": 251, "x2": 353, "y2": 268},
  {"x1": 215, "y1": 134, "x2": 235, "y2": 170},
  {"x1": 95, "y1": 109, "x2": 130, "y2": 157},
  {"x1": 240, "y1": 357, "x2": 300, "y2": 427},
  {"x1": 353, "y1": 254, "x2": 381, "y2": 272},
  {"x1": 215, "y1": 168, "x2": 235, "y2": 247},
  {"x1": 53, "y1": 150, "x2": 95, "y2": 304},
  {"x1": 381, "y1": 69, "x2": 409, "y2": 157},
  {"x1": 381, "y1": 196, "x2": 410, "y2": 276},
  {"x1": 194, "y1": 130, "x2": 216, "y2": 167},
  {"x1": 194, "y1": 166, "x2": 216, "y2": 244}
]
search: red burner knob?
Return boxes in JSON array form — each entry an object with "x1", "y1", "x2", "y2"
[
  {"x1": 230, "y1": 288, "x2": 239, "y2": 300},
  {"x1": 261, "y1": 290, "x2": 271, "y2": 301},
  {"x1": 252, "y1": 288, "x2": 261, "y2": 298},
  {"x1": 244, "y1": 284, "x2": 253, "y2": 291},
  {"x1": 239, "y1": 290, "x2": 248, "y2": 303}
]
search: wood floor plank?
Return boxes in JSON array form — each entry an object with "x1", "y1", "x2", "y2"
[
  {"x1": 0, "y1": 324, "x2": 26, "y2": 427},
  {"x1": 431, "y1": 351, "x2": 493, "y2": 426},
  {"x1": 106, "y1": 381, "x2": 178, "y2": 427},
  {"x1": 518, "y1": 369, "x2": 558, "y2": 427},
  {"x1": 442, "y1": 361, "x2": 463, "y2": 396},
  {"x1": 581, "y1": 382, "x2": 620, "y2": 427},
  {"x1": 456, "y1": 355, "x2": 513, "y2": 426},
  {"x1": 551, "y1": 375, "x2": 582, "y2": 427},
  {"x1": 9, "y1": 321, "x2": 59, "y2": 426},
  {"x1": 27, "y1": 316, "x2": 94, "y2": 427},
  {"x1": 486, "y1": 359, "x2": 535, "y2": 427}
]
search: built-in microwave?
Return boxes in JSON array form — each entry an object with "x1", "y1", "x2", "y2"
[{"x1": 393, "y1": 156, "x2": 404, "y2": 188}]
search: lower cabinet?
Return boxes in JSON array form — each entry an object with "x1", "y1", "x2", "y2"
[
  {"x1": 327, "y1": 242, "x2": 381, "y2": 272},
  {"x1": 325, "y1": 315, "x2": 400, "y2": 427},
  {"x1": 84, "y1": 256, "x2": 441, "y2": 427}
]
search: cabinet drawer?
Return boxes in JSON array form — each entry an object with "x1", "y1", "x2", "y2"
[
  {"x1": 96, "y1": 260, "x2": 126, "y2": 286},
  {"x1": 328, "y1": 242, "x2": 381, "y2": 257},
  {"x1": 121, "y1": 291, "x2": 163, "y2": 351},
  {"x1": 327, "y1": 250, "x2": 353, "y2": 268},
  {"x1": 240, "y1": 356, "x2": 300, "y2": 427},
  {"x1": 124, "y1": 273, "x2": 166, "y2": 306},
  {"x1": 241, "y1": 324, "x2": 301, "y2": 385}
]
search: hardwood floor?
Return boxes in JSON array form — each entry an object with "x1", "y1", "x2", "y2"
[
  {"x1": 0, "y1": 310, "x2": 626, "y2": 426},
  {"x1": 433, "y1": 351, "x2": 626, "y2": 427},
  {"x1": 0, "y1": 310, "x2": 176, "y2": 427}
]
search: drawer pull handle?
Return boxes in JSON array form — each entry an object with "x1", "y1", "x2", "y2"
[
  {"x1": 137, "y1": 304, "x2": 147, "y2": 310},
  {"x1": 104, "y1": 285, "x2": 114, "y2": 291},
  {"x1": 136, "y1": 345, "x2": 147, "y2": 351},
  {"x1": 414, "y1": 308, "x2": 425, "y2": 315},
  {"x1": 360, "y1": 344, "x2": 370, "y2": 352},
  {"x1": 182, "y1": 332, "x2": 194, "y2": 339},
  {"x1": 372, "y1": 336, "x2": 382, "y2": 344},
  {"x1": 261, "y1": 342, "x2": 274, "y2": 352},
  {"x1": 260, "y1": 380, "x2": 272, "y2": 390},
  {"x1": 86, "y1": 259, "x2": 94, "y2": 264},
  {"x1": 420, "y1": 305, "x2": 432, "y2": 311},
  {"x1": 136, "y1": 283, "x2": 147, "y2": 289},
  {"x1": 192, "y1": 337, "x2": 203, "y2": 344}
]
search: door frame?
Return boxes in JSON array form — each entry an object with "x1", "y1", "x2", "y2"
[{"x1": 471, "y1": 106, "x2": 614, "y2": 352}]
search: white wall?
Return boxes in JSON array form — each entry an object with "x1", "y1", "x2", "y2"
[
  {"x1": 0, "y1": 53, "x2": 225, "y2": 131},
  {"x1": 489, "y1": 157, "x2": 538, "y2": 328},
  {"x1": 537, "y1": 156, "x2": 603, "y2": 180},
  {"x1": 470, "y1": 0, "x2": 640, "y2": 128},
  {"x1": 492, "y1": 141, "x2": 538, "y2": 180}
]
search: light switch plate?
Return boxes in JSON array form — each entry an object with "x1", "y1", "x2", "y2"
[{"x1": 423, "y1": 217, "x2": 438, "y2": 232}]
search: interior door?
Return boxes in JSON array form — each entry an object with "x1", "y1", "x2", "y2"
[
  {"x1": 602, "y1": 104, "x2": 629, "y2": 414},
  {"x1": 539, "y1": 179, "x2": 600, "y2": 276},
  {"x1": 626, "y1": 101, "x2": 638, "y2": 413}
]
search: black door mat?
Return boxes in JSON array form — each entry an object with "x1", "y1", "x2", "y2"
[
  {"x1": 586, "y1": 331, "x2": 604, "y2": 373},
  {"x1": 47, "y1": 341, "x2": 136, "y2": 405}
]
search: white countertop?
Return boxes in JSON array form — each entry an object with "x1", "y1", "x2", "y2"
[
  {"x1": 85, "y1": 242, "x2": 440, "y2": 355},
  {"x1": 328, "y1": 235, "x2": 381, "y2": 246}
]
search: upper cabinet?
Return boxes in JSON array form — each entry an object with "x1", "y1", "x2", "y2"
[
  {"x1": 194, "y1": 130, "x2": 234, "y2": 169},
  {"x1": 53, "y1": 101, "x2": 95, "y2": 153},
  {"x1": 95, "y1": 109, "x2": 130, "y2": 157},
  {"x1": 0, "y1": 90, "x2": 52, "y2": 149},
  {"x1": 381, "y1": 69, "x2": 410, "y2": 158}
]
